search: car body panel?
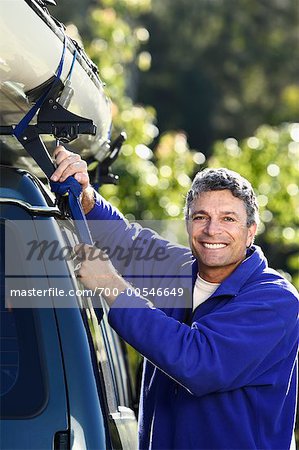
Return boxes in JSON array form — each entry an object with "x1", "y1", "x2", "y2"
[{"x1": 0, "y1": 166, "x2": 138, "y2": 449}]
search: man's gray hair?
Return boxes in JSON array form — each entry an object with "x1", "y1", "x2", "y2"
[{"x1": 184, "y1": 168, "x2": 259, "y2": 226}]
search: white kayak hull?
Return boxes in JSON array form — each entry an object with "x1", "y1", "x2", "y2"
[{"x1": 0, "y1": 0, "x2": 112, "y2": 175}]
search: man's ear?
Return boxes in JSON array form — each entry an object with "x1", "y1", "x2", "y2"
[{"x1": 246, "y1": 223, "x2": 257, "y2": 247}]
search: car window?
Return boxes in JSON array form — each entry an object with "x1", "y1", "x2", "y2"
[
  {"x1": 59, "y1": 222, "x2": 120, "y2": 411},
  {"x1": 100, "y1": 302, "x2": 133, "y2": 407},
  {"x1": 0, "y1": 297, "x2": 19, "y2": 397},
  {"x1": 0, "y1": 221, "x2": 48, "y2": 418},
  {"x1": 59, "y1": 221, "x2": 135, "y2": 413},
  {"x1": 86, "y1": 299, "x2": 120, "y2": 412}
]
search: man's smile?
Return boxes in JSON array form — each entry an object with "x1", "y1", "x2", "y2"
[{"x1": 201, "y1": 242, "x2": 228, "y2": 249}]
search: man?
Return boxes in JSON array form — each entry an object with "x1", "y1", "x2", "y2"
[{"x1": 52, "y1": 146, "x2": 298, "y2": 450}]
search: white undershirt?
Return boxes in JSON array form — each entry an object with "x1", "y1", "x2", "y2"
[{"x1": 193, "y1": 274, "x2": 220, "y2": 311}]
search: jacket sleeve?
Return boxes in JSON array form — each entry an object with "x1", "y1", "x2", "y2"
[
  {"x1": 108, "y1": 286, "x2": 298, "y2": 397},
  {"x1": 85, "y1": 191, "x2": 193, "y2": 292}
]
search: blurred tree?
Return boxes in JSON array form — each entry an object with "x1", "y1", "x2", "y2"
[
  {"x1": 53, "y1": 0, "x2": 298, "y2": 286},
  {"x1": 51, "y1": 0, "x2": 93, "y2": 36},
  {"x1": 137, "y1": 0, "x2": 299, "y2": 151},
  {"x1": 208, "y1": 122, "x2": 299, "y2": 289},
  {"x1": 54, "y1": 0, "x2": 202, "y2": 220}
]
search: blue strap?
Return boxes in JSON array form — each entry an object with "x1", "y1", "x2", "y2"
[
  {"x1": 12, "y1": 36, "x2": 94, "y2": 246},
  {"x1": 13, "y1": 38, "x2": 67, "y2": 139},
  {"x1": 50, "y1": 177, "x2": 94, "y2": 245},
  {"x1": 67, "y1": 49, "x2": 77, "y2": 80}
]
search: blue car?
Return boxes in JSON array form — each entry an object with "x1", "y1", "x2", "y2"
[
  {"x1": 0, "y1": 1, "x2": 139, "y2": 447},
  {"x1": 0, "y1": 166, "x2": 138, "y2": 449}
]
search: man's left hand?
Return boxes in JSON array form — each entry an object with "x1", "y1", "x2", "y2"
[{"x1": 74, "y1": 244, "x2": 129, "y2": 305}]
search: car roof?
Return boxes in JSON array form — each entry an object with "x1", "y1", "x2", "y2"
[{"x1": 0, "y1": 165, "x2": 58, "y2": 210}]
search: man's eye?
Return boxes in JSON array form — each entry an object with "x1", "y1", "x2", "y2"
[
  {"x1": 223, "y1": 216, "x2": 235, "y2": 222},
  {"x1": 193, "y1": 216, "x2": 207, "y2": 221}
]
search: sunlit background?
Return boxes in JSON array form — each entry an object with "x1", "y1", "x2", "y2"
[
  {"x1": 51, "y1": 0, "x2": 299, "y2": 439},
  {"x1": 53, "y1": 0, "x2": 299, "y2": 293},
  {"x1": 53, "y1": 0, "x2": 299, "y2": 289}
]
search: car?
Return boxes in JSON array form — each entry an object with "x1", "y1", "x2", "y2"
[
  {"x1": 0, "y1": 165, "x2": 138, "y2": 449},
  {"x1": 0, "y1": 0, "x2": 138, "y2": 448}
]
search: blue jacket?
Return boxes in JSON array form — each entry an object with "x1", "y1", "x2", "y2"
[{"x1": 87, "y1": 195, "x2": 299, "y2": 450}]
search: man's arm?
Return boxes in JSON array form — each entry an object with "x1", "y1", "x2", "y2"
[
  {"x1": 51, "y1": 147, "x2": 192, "y2": 295},
  {"x1": 75, "y1": 243, "x2": 297, "y2": 397},
  {"x1": 107, "y1": 286, "x2": 297, "y2": 397}
]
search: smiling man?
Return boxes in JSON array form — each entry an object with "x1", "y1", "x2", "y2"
[
  {"x1": 52, "y1": 150, "x2": 298, "y2": 450},
  {"x1": 186, "y1": 188, "x2": 257, "y2": 283}
]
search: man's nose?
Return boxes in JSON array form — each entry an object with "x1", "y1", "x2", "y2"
[{"x1": 204, "y1": 219, "x2": 222, "y2": 236}]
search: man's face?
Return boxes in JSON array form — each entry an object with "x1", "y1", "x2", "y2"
[{"x1": 186, "y1": 190, "x2": 257, "y2": 283}]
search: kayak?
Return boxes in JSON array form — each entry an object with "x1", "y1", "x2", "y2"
[{"x1": 0, "y1": 0, "x2": 112, "y2": 176}]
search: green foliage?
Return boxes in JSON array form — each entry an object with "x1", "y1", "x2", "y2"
[
  {"x1": 100, "y1": 131, "x2": 202, "y2": 220},
  {"x1": 78, "y1": 0, "x2": 204, "y2": 220},
  {"x1": 97, "y1": 0, "x2": 151, "y2": 16},
  {"x1": 53, "y1": 0, "x2": 298, "y2": 286},
  {"x1": 208, "y1": 122, "x2": 299, "y2": 288},
  {"x1": 138, "y1": 0, "x2": 299, "y2": 150},
  {"x1": 55, "y1": 0, "x2": 298, "y2": 289}
]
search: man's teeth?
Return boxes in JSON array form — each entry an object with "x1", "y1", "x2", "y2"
[{"x1": 203, "y1": 243, "x2": 227, "y2": 249}]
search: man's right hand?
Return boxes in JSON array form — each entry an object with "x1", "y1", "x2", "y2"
[{"x1": 51, "y1": 145, "x2": 96, "y2": 214}]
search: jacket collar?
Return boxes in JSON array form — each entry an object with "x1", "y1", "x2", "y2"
[{"x1": 192, "y1": 245, "x2": 267, "y2": 298}]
